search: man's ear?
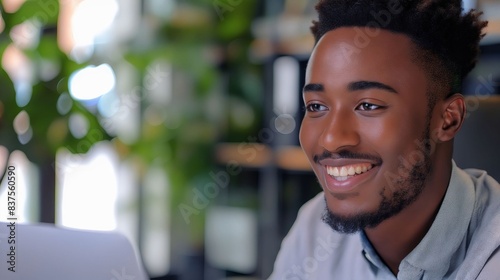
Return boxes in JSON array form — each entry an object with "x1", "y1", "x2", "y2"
[{"x1": 436, "y1": 94, "x2": 466, "y2": 142}]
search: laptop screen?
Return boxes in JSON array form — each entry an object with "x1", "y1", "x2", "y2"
[{"x1": 0, "y1": 222, "x2": 148, "y2": 280}]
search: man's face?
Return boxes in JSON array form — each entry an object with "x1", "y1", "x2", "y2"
[{"x1": 300, "y1": 27, "x2": 435, "y2": 233}]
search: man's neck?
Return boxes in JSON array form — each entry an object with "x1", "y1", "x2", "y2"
[{"x1": 364, "y1": 158, "x2": 452, "y2": 275}]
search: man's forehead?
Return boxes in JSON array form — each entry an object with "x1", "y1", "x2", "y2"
[
  {"x1": 307, "y1": 27, "x2": 419, "y2": 75},
  {"x1": 305, "y1": 27, "x2": 429, "y2": 96}
]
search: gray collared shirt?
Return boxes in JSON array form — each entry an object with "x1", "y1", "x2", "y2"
[{"x1": 269, "y1": 162, "x2": 500, "y2": 280}]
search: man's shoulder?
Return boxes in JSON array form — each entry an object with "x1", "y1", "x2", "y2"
[
  {"x1": 454, "y1": 166, "x2": 500, "y2": 278},
  {"x1": 459, "y1": 166, "x2": 500, "y2": 193},
  {"x1": 461, "y1": 166, "x2": 500, "y2": 224},
  {"x1": 455, "y1": 166, "x2": 500, "y2": 213},
  {"x1": 477, "y1": 246, "x2": 500, "y2": 280}
]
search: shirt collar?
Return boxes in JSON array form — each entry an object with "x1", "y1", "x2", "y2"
[
  {"x1": 400, "y1": 160, "x2": 475, "y2": 276},
  {"x1": 359, "y1": 161, "x2": 475, "y2": 278}
]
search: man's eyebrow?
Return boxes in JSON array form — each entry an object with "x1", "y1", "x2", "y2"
[
  {"x1": 348, "y1": 81, "x2": 398, "y2": 94},
  {"x1": 303, "y1": 81, "x2": 398, "y2": 94},
  {"x1": 303, "y1": 83, "x2": 324, "y2": 92}
]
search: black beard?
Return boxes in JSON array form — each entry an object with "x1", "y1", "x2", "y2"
[{"x1": 322, "y1": 131, "x2": 432, "y2": 234}]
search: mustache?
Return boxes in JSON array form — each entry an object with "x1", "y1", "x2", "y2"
[{"x1": 313, "y1": 150, "x2": 383, "y2": 165}]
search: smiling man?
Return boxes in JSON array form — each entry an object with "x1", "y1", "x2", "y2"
[{"x1": 269, "y1": 0, "x2": 500, "y2": 279}]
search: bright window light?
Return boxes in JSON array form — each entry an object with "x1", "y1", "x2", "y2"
[
  {"x1": 56, "y1": 143, "x2": 118, "y2": 231},
  {"x1": 56, "y1": 142, "x2": 142, "y2": 267},
  {"x1": 72, "y1": 0, "x2": 119, "y2": 41},
  {"x1": 70, "y1": 0, "x2": 119, "y2": 61},
  {"x1": 0, "y1": 149, "x2": 39, "y2": 223},
  {"x1": 69, "y1": 64, "x2": 116, "y2": 101}
]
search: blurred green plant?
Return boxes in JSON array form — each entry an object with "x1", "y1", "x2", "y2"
[
  {"x1": 123, "y1": 0, "x2": 263, "y2": 251},
  {"x1": 0, "y1": 0, "x2": 110, "y2": 212},
  {"x1": 1, "y1": 1, "x2": 109, "y2": 153},
  {"x1": 0, "y1": 0, "x2": 263, "y2": 267}
]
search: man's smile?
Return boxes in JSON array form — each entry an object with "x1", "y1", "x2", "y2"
[
  {"x1": 316, "y1": 157, "x2": 381, "y2": 193},
  {"x1": 326, "y1": 163, "x2": 374, "y2": 181}
]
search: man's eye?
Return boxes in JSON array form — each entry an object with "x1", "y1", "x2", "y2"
[
  {"x1": 306, "y1": 103, "x2": 328, "y2": 112},
  {"x1": 356, "y1": 102, "x2": 382, "y2": 111}
]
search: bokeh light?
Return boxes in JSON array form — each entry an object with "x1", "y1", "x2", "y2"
[{"x1": 69, "y1": 64, "x2": 116, "y2": 101}]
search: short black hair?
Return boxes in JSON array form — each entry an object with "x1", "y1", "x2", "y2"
[{"x1": 311, "y1": 0, "x2": 488, "y2": 98}]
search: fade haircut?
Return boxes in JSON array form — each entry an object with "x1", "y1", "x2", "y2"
[{"x1": 311, "y1": 0, "x2": 488, "y2": 102}]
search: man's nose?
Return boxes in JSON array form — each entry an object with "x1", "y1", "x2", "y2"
[{"x1": 319, "y1": 110, "x2": 360, "y2": 152}]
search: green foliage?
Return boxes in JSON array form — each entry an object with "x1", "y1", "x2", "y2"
[
  {"x1": 0, "y1": 0, "x2": 264, "y2": 248},
  {"x1": 2, "y1": 0, "x2": 59, "y2": 28},
  {"x1": 122, "y1": 0, "x2": 263, "y2": 246},
  {"x1": 0, "y1": 66, "x2": 20, "y2": 151},
  {"x1": 0, "y1": 0, "x2": 110, "y2": 167}
]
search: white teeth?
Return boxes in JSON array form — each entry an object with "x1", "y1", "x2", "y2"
[
  {"x1": 332, "y1": 167, "x2": 339, "y2": 176},
  {"x1": 347, "y1": 166, "x2": 355, "y2": 176},
  {"x1": 326, "y1": 163, "x2": 373, "y2": 180},
  {"x1": 340, "y1": 167, "x2": 348, "y2": 177},
  {"x1": 355, "y1": 166, "x2": 362, "y2": 174}
]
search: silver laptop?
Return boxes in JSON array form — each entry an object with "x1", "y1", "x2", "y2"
[{"x1": 0, "y1": 222, "x2": 148, "y2": 280}]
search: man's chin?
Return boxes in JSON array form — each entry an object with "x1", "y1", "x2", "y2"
[
  {"x1": 321, "y1": 201, "x2": 387, "y2": 234},
  {"x1": 322, "y1": 208, "x2": 369, "y2": 234}
]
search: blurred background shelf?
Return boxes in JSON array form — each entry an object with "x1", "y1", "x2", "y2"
[{"x1": 215, "y1": 143, "x2": 311, "y2": 171}]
